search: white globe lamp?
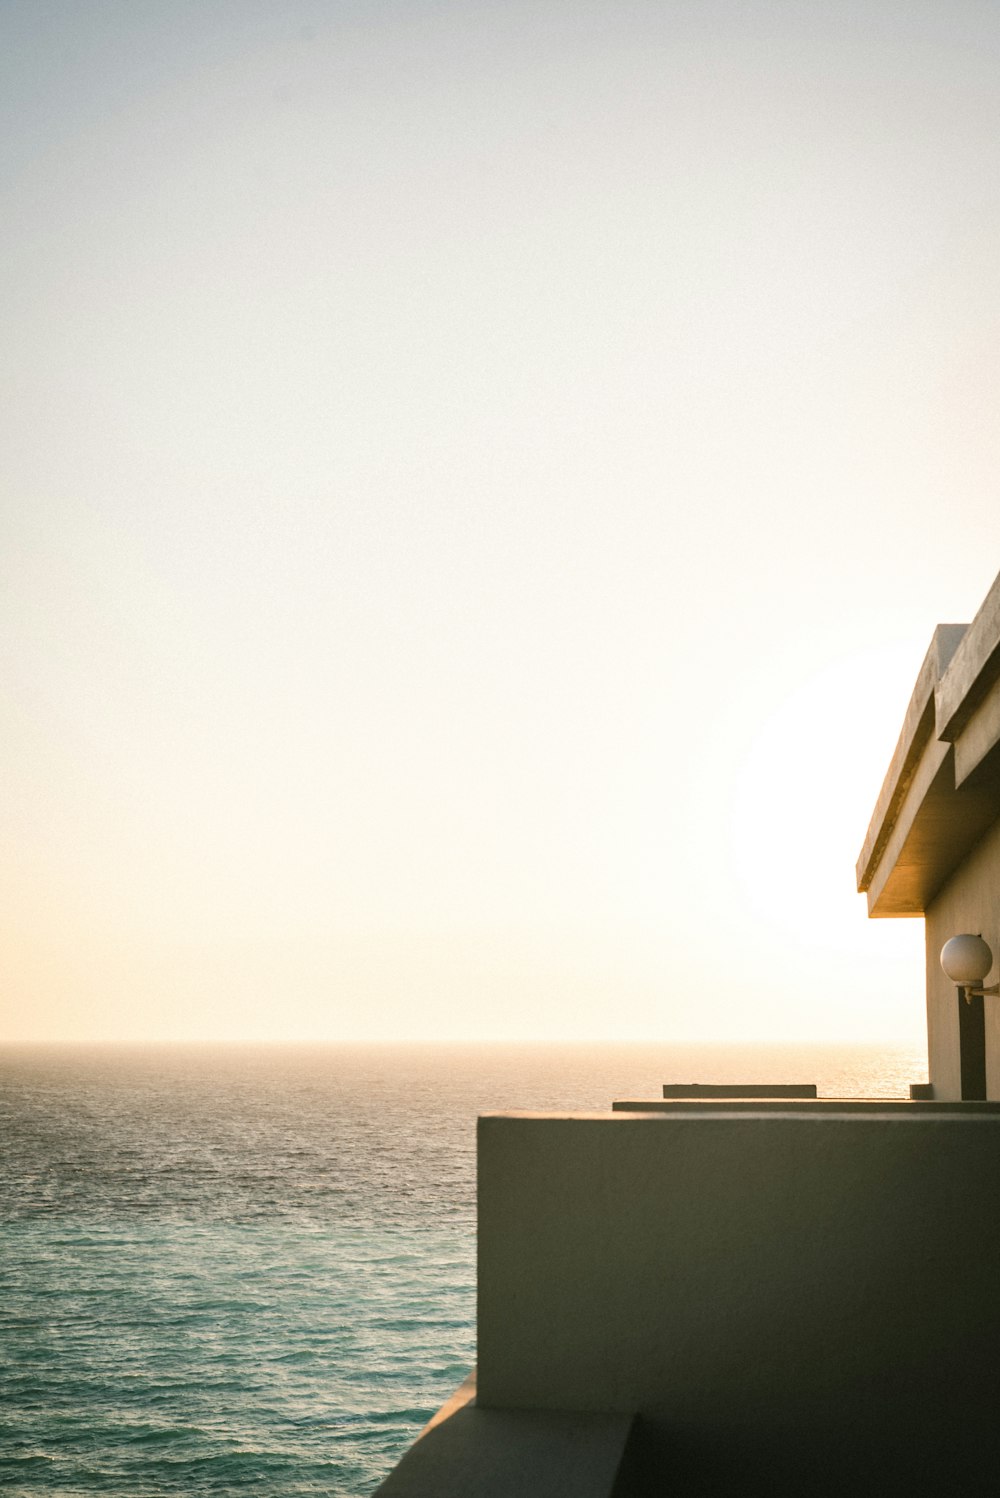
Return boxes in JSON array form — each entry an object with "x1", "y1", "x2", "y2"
[{"x1": 940, "y1": 934, "x2": 994, "y2": 988}]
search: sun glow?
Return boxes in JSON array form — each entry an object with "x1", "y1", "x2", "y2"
[{"x1": 4, "y1": 2, "x2": 1000, "y2": 1045}]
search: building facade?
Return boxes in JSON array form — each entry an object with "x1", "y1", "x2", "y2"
[
  {"x1": 857, "y1": 568, "x2": 1000, "y2": 1098},
  {"x1": 371, "y1": 573, "x2": 1000, "y2": 1496}
]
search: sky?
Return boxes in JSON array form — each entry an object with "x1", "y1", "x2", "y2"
[{"x1": 3, "y1": 0, "x2": 1000, "y2": 1045}]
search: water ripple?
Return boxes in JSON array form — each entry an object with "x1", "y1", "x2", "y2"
[{"x1": 0, "y1": 1041, "x2": 922, "y2": 1495}]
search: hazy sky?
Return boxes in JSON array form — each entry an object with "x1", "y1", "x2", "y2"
[{"x1": 4, "y1": 0, "x2": 1000, "y2": 1044}]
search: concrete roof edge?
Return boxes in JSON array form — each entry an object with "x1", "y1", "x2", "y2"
[
  {"x1": 481, "y1": 1108, "x2": 1000, "y2": 1126},
  {"x1": 936, "y1": 570, "x2": 1000, "y2": 741},
  {"x1": 856, "y1": 624, "x2": 967, "y2": 892}
]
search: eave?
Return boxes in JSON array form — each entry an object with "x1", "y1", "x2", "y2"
[{"x1": 857, "y1": 569, "x2": 1000, "y2": 917}]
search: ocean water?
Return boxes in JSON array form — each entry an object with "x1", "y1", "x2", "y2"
[{"x1": 0, "y1": 1042, "x2": 925, "y2": 1497}]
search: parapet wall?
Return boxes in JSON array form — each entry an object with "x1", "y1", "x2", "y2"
[{"x1": 478, "y1": 1109, "x2": 1000, "y2": 1496}]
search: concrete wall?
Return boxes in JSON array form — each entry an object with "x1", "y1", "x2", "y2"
[
  {"x1": 478, "y1": 1110, "x2": 1000, "y2": 1496},
  {"x1": 856, "y1": 580, "x2": 1000, "y2": 1094},
  {"x1": 925, "y1": 812, "x2": 1000, "y2": 1098}
]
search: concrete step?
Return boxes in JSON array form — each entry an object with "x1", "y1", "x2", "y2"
[{"x1": 372, "y1": 1370, "x2": 636, "y2": 1498}]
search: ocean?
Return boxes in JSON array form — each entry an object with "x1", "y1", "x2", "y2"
[{"x1": 0, "y1": 1042, "x2": 925, "y2": 1497}]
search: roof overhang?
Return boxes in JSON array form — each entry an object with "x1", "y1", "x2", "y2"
[{"x1": 858, "y1": 570, "x2": 1000, "y2": 916}]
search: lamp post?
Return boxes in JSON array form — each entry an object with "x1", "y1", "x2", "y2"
[{"x1": 940, "y1": 935, "x2": 997, "y2": 1101}]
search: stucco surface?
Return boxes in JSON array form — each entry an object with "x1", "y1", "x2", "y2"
[{"x1": 478, "y1": 1110, "x2": 1000, "y2": 1495}]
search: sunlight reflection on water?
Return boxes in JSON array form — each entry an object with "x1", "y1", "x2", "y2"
[{"x1": 0, "y1": 1043, "x2": 925, "y2": 1495}]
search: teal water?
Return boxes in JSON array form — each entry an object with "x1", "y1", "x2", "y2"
[{"x1": 0, "y1": 1043, "x2": 924, "y2": 1496}]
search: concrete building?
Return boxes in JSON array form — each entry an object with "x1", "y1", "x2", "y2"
[
  {"x1": 372, "y1": 572, "x2": 1000, "y2": 1497},
  {"x1": 857, "y1": 566, "x2": 1000, "y2": 1099}
]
